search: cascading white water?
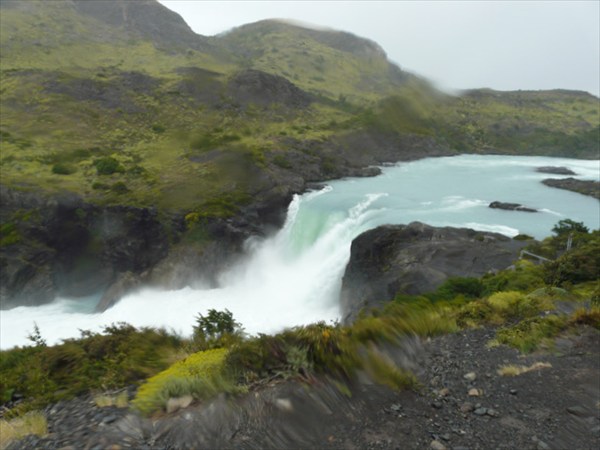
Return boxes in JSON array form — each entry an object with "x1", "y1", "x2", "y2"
[
  {"x1": 0, "y1": 187, "x2": 389, "y2": 349},
  {"x1": 1, "y1": 155, "x2": 598, "y2": 349}
]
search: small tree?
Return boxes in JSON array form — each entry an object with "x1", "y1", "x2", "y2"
[
  {"x1": 192, "y1": 309, "x2": 243, "y2": 350},
  {"x1": 27, "y1": 322, "x2": 47, "y2": 347},
  {"x1": 552, "y1": 219, "x2": 589, "y2": 236}
]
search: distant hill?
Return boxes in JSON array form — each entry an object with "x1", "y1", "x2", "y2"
[{"x1": 0, "y1": 0, "x2": 598, "y2": 214}]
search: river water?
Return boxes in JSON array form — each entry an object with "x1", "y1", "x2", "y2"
[{"x1": 1, "y1": 155, "x2": 598, "y2": 349}]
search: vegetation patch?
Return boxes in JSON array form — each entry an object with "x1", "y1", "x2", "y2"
[
  {"x1": 493, "y1": 315, "x2": 569, "y2": 353},
  {"x1": 132, "y1": 348, "x2": 235, "y2": 416},
  {"x1": 0, "y1": 323, "x2": 182, "y2": 416},
  {"x1": 0, "y1": 411, "x2": 47, "y2": 449},
  {"x1": 497, "y1": 362, "x2": 552, "y2": 376},
  {"x1": 93, "y1": 392, "x2": 129, "y2": 408}
]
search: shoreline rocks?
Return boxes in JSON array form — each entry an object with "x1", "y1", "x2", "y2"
[{"x1": 542, "y1": 178, "x2": 600, "y2": 200}]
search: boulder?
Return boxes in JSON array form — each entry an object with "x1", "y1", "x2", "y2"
[
  {"x1": 489, "y1": 201, "x2": 537, "y2": 212},
  {"x1": 340, "y1": 222, "x2": 528, "y2": 323}
]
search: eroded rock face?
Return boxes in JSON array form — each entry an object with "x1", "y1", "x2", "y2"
[{"x1": 340, "y1": 222, "x2": 528, "y2": 323}]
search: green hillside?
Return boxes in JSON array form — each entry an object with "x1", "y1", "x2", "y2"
[{"x1": 0, "y1": 0, "x2": 598, "y2": 216}]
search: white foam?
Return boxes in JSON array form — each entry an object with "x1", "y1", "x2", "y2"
[
  {"x1": 0, "y1": 193, "x2": 387, "y2": 349},
  {"x1": 463, "y1": 222, "x2": 520, "y2": 237}
]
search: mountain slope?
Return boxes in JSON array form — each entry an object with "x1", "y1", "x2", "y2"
[
  {"x1": 1, "y1": 0, "x2": 598, "y2": 213},
  {"x1": 219, "y1": 19, "x2": 425, "y2": 102}
]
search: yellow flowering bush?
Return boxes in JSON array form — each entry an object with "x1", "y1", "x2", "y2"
[{"x1": 132, "y1": 348, "x2": 235, "y2": 416}]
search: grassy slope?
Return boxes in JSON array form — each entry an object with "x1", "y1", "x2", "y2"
[{"x1": 0, "y1": 1, "x2": 598, "y2": 217}]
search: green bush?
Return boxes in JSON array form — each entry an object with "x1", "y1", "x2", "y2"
[
  {"x1": 427, "y1": 277, "x2": 484, "y2": 301},
  {"x1": 110, "y1": 181, "x2": 129, "y2": 194},
  {"x1": 93, "y1": 157, "x2": 123, "y2": 175},
  {"x1": 51, "y1": 163, "x2": 76, "y2": 175},
  {"x1": 494, "y1": 315, "x2": 568, "y2": 352},
  {"x1": 151, "y1": 124, "x2": 166, "y2": 134},
  {"x1": 0, "y1": 323, "x2": 183, "y2": 414},
  {"x1": 481, "y1": 260, "x2": 545, "y2": 295},
  {"x1": 91, "y1": 182, "x2": 110, "y2": 190},
  {"x1": 543, "y1": 235, "x2": 600, "y2": 286}
]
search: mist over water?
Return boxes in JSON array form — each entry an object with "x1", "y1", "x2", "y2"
[{"x1": 1, "y1": 155, "x2": 598, "y2": 349}]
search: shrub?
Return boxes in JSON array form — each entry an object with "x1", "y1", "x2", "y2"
[
  {"x1": 151, "y1": 124, "x2": 166, "y2": 134},
  {"x1": 543, "y1": 237, "x2": 600, "y2": 286},
  {"x1": 132, "y1": 348, "x2": 236, "y2": 416},
  {"x1": 0, "y1": 323, "x2": 183, "y2": 414},
  {"x1": 51, "y1": 163, "x2": 76, "y2": 175},
  {"x1": 91, "y1": 182, "x2": 110, "y2": 190},
  {"x1": 481, "y1": 260, "x2": 545, "y2": 295},
  {"x1": 494, "y1": 315, "x2": 568, "y2": 352},
  {"x1": 93, "y1": 157, "x2": 123, "y2": 175},
  {"x1": 427, "y1": 277, "x2": 484, "y2": 301},
  {"x1": 110, "y1": 181, "x2": 129, "y2": 194}
]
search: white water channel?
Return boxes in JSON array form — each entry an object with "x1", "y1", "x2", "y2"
[{"x1": 1, "y1": 155, "x2": 598, "y2": 349}]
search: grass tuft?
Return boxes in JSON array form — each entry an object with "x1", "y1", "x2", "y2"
[
  {"x1": 497, "y1": 362, "x2": 552, "y2": 376},
  {"x1": 93, "y1": 391, "x2": 129, "y2": 408},
  {"x1": 0, "y1": 411, "x2": 47, "y2": 449}
]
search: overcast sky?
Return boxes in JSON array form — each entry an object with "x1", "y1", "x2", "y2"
[{"x1": 158, "y1": 1, "x2": 599, "y2": 96}]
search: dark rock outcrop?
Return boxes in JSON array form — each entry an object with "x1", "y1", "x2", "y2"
[
  {"x1": 536, "y1": 166, "x2": 577, "y2": 175},
  {"x1": 95, "y1": 271, "x2": 141, "y2": 312},
  {"x1": 542, "y1": 178, "x2": 600, "y2": 200},
  {"x1": 340, "y1": 222, "x2": 528, "y2": 323},
  {"x1": 0, "y1": 187, "x2": 169, "y2": 310},
  {"x1": 489, "y1": 201, "x2": 538, "y2": 213}
]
